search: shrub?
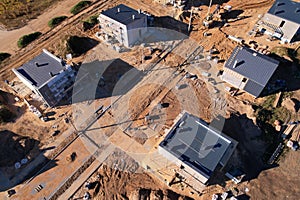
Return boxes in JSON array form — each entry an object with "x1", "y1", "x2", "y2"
[
  {"x1": 48, "y1": 16, "x2": 68, "y2": 28},
  {"x1": 0, "y1": 105, "x2": 15, "y2": 123},
  {"x1": 0, "y1": 52, "x2": 11, "y2": 63},
  {"x1": 70, "y1": 1, "x2": 92, "y2": 15},
  {"x1": 86, "y1": 15, "x2": 98, "y2": 25},
  {"x1": 66, "y1": 35, "x2": 98, "y2": 57},
  {"x1": 82, "y1": 15, "x2": 98, "y2": 31},
  {"x1": 17, "y1": 32, "x2": 42, "y2": 48}
]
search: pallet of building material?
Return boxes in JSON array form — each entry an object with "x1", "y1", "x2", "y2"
[
  {"x1": 267, "y1": 142, "x2": 284, "y2": 165},
  {"x1": 282, "y1": 124, "x2": 296, "y2": 139},
  {"x1": 296, "y1": 130, "x2": 300, "y2": 143},
  {"x1": 290, "y1": 125, "x2": 300, "y2": 142}
]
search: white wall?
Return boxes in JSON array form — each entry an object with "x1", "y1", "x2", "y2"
[
  {"x1": 12, "y1": 68, "x2": 36, "y2": 91},
  {"x1": 98, "y1": 13, "x2": 147, "y2": 47},
  {"x1": 126, "y1": 16, "x2": 147, "y2": 46},
  {"x1": 262, "y1": 13, "x2": 300, "y2": 42},
  {"x1": 221, "y1": 68, "x2": 244, "y2": 89},
  {"x1": 158, "y1": 146, "x2": 209, "y2": 184},
  {"x1": 98, "y1": 14, "x2": 127, "y2": 46}
]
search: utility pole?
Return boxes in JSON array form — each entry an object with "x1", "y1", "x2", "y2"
[
  {"x1": 207, "y1": 0, "x2": 213, "y2": 16},
  {"x1": 188, "y1": 7, "x2": 193, "y2": 32}
]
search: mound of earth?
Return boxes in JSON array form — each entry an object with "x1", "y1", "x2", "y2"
[
  {"x1": 85, "y1": 164, "x2": 193, "y2": 200},
  {"x1": 129, "y1": 189, "x2": 193, "y2": 200}
]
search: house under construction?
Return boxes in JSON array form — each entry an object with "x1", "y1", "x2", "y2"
[
  {"x1": 12, "y1": 49, "x2": 76, "y2": 107},
  {"x1": 158, "y1": 112, "x2": 237, "y2": 185},
  {"x1": 98, "y1": 4, "x2": 148, "y2": 48},
  {"x1": 258, "y1": 0, "x2": 300, "y2": 43}
]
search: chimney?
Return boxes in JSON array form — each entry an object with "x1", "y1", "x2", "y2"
[
  {"x1": 277, "y1": 2, "x2": 285, "y2": 7},
  {"x1": 275, "y1": 10, "x2": 284, "y2": 15},
  {"x1": 132, "y1": 15, "x2": 135, "y2": 20},
  {"x1": 35, "y1": 62, "x2": 39, "y2": 67},
  {"x1": 233, "y1": 59, "x2": 238, "y2": 68},
  {"x1": 49, "y1": 72, "x2": 54, "y2": 77},
  {"x1": 117, "y1": 7, "x2": 120, "y2": 13}
]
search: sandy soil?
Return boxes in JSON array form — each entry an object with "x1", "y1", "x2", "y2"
[
  {"x1": 248, "y1": 150, "x2": 300, "y2": 200},
  {"x1": 1, "y1": 0, "x2": 300, "y2": 200},
  {"x1": 72, "y1": 149, "x2": 192, "y2": 200},
  {"x1": 0, "y1": 0, "x2": 92, "y2": 54},
  {"x1": 9, "y1": 138, "x2": 94, "y2": 200}
]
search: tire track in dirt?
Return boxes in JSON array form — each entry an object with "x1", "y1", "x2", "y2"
[
  {"x1": 0, "y1": 0, "x2": 118, "y2": 80},
  {"x1": 234, "y1": 0, "x2": 274, "y2": 10},
  {"x1": 0, "y1": 0, "x2": 171, "y2": 80}
]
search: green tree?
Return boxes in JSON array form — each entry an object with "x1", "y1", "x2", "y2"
[
  {"x1": 17, "y1": 32, "x2": 42, "y2": 48},
  {"x1": 48, "y1": 16, "x2": 68, "y2": 28},
  {"x1": 0, "y1": 52, "x2": 11, "y2": 63},
  {"x1": 70, "y1": 1, "x2": 92, "y2": 15}
]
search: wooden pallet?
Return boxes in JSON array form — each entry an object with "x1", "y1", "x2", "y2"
[{"x1": 282, "y1": 124, "x2": 296, "y2": 138}]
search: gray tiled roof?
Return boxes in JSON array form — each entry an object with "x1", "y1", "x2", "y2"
[
  {"x1": 243, "y1": 79, "x2": 264, "y2": 98},
  {"x1": 16, "y1": 50, "x2": 65, "y2": 88},
  {"x1": 268, "y1": 0, "x2": 300, "y2": 24},
  {"x1": 224, "y1": 46, "x2": 279, "y2": 86},
  {"x1": 101, "y1": 4, "x2": 146, "y2": 25},
  {"x1": 159, "y1": 113, "x2": 233, "y2": 177}
]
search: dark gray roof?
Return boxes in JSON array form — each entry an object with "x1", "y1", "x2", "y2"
[
  {"x1": 225, "y1": 46, "x2": 279, "y2": 86},
  {"x1": 243, "y1": 80, "x2": 264, "y2": 98},
  {"x1": 159, "y1": 113, "x2": 233, "y2": 177},
  {"x1": 16, "y1": 50, "x2": 65, "y2": 88},
  {"x1": 101, "y1": 4, "x2": 146, "y2": 25},
  {"x1": 268, "y1": 0, "x2": 300, "y2": 24}
]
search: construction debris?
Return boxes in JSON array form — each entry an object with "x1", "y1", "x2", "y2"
[
  {"x1": 66, "y1": 152, "x2": 77, "y2": 162},
  {"x1": 273, "y1": 92, "x2": 282, "y2": 108}
]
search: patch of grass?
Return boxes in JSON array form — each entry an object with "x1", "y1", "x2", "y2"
[
  {"x1": 272, "y1": 107, "x2": 291, "y2": 124},
  {"x1": 70, "y1": 1, "x2": 92, "y2": 15},
  {"x1": 262, "y1": 94, "x2": 276, "y2": 109},
  {"x1": 0, "y1": 0, "x2": 63, "y2": 30},
  {"x1": 85, "y1": 15, "x2": 98, "y2": 24},
  {"x1": 282, "y1": 91, "x2": 294, "y2": 99},
  {"x1": 255, "y1": 94, "x2": 291, "y2": 125},
  {"x1": 48, "y1": 16, "x2": 68, "y2": 28},
  {"x1": 17, "y1": 32, "x2": 42, "y2": 48},
  {"x1": 0, "y1": 52, "x2": 11, "y2": 63},
  {"x1": 254, "y1": 94, "x2": 292, "y2": 163},
  {"x1": 271, "y1": 46, "x2": 300, "y2": 64},
  {"x1": 271, "y1": 46, "x2": 289, "y2": 58},
  {"x1": 82, "y1": 15, "x2": 98, "y2": 31}
]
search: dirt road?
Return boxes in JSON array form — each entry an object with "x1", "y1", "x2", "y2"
[
  {"x1": 0, "y1": 0, "x2": 85, "y2": 54},
  {"x1": 1, "y1": 0, "x2": 300, "y2": 199}
]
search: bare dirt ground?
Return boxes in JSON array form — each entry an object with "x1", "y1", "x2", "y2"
[
  {"x1": 72, "y1": 149, "x2": 193, "y2": 200},
  {"x1": 1, "y1": 0, "x2": 300, "y2": 200},
  {"x1": 248, "y1": 150, "x2": 300, "y2": 200},
  {"x1": 0, "y1": 0, "x2": 85, "y2": 53},
  {"x1": 9, "y1": 138, "x2": 94, "y2": 200}
]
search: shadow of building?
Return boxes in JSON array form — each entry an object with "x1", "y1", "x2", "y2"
[
  {"x1": 0, "y1": 130, "x2": 57, "y2": 192},
  {"x1": 152, "y1": 16, "x2": 190, "y2": 35},
  {"x1": 206, "y1": 112, "x2": 282, "y2": 187},
  {"x1": 66, "y1": 58, "x2": 143, "y2": 105}
]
